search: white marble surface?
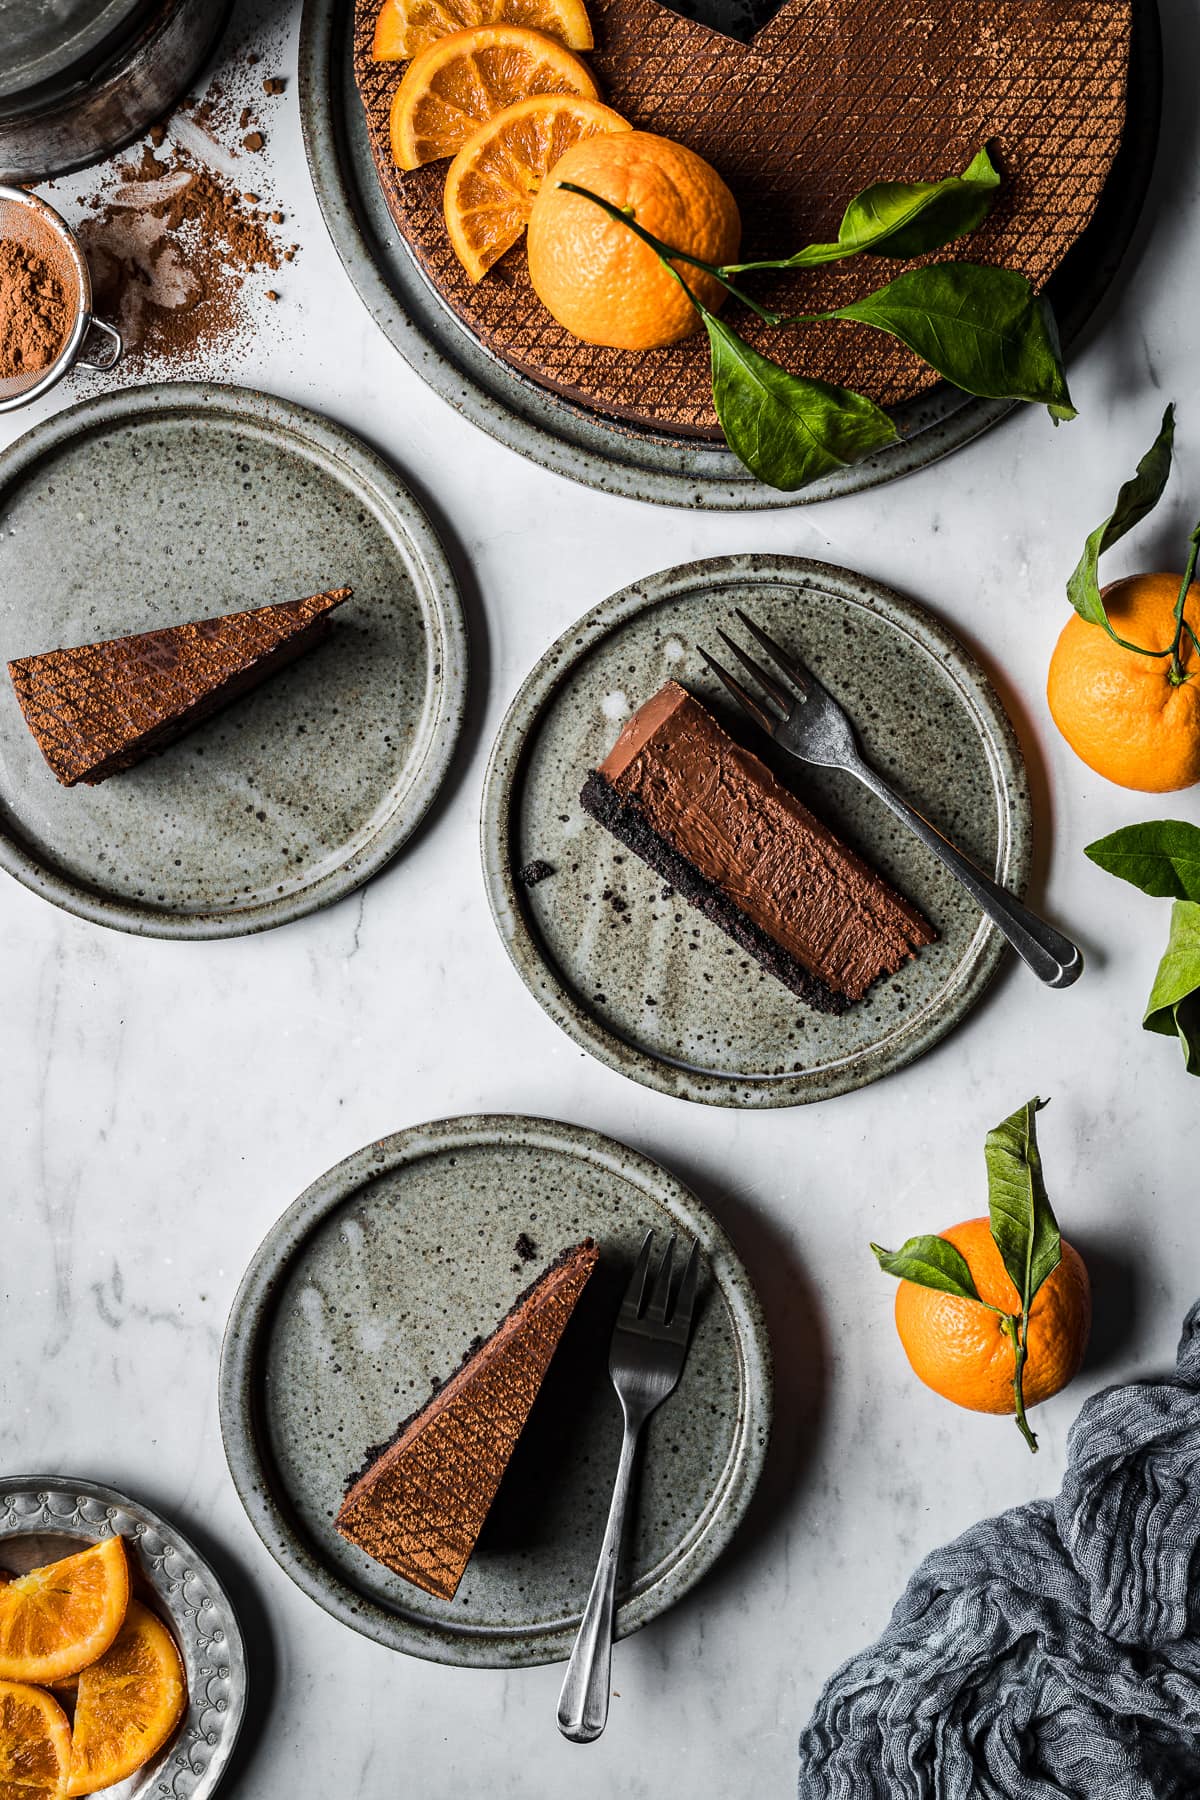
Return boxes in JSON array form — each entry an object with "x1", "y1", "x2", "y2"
[{"x1": 5, "y1": 4, "x2": 1200, "y2": 1793}]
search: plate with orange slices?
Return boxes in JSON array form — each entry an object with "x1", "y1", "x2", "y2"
[
  {"x1": 0, "y1": 1478, "x2": 246, "y2": 1800},
  {"x1": 299, "y1": 0, "x2": 1160, "y2": 506}
]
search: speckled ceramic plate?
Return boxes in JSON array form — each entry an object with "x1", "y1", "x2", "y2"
[
  {"x1": 218, "y1": 1115, "x2": 772, "y2": 1668},
  {"x1": 298, "y1": 0, "x2": 1159, "y2": 508},
  {"x1": 0, "y1": 383, "x2": 468, "y2": 938},
  {"x1": 482, "y1": 554, "x2": 1032, "y2": 1106},
  {"x1": 0, "y1": 1476, "x2": 247, "y2": 1799}
]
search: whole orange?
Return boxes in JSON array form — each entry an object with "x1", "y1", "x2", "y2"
[
  {"x1": 526, "y1": 129, "x2": 741, "y2": 349},
  {"x1": 894, "y1": 1219, "x2": 1091, "y2": 1415},
  {"x1": 1047, "y1": 571, "x2": 1200, "y2": 791}
]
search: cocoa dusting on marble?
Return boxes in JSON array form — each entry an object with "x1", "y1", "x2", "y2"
[{"x1": 65, "y1": 58, "x2": 294, "y2": 376}]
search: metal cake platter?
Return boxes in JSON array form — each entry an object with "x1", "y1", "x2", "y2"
[
  {"x1": 219, "y1": 1114, "x2": 772, "y2": 1668},
  {"x1": 0, "y1": 383, "x2": 468, "y2": 939},
  {"x1": 297, "y1": 0, "x2": 1160, "y2": 509},
  {"x1": 0, "y1": 0, "x2": 232, "y2": 183},
  {"x1": 481, "y1": 555, "x2": 1033, "y2": 1107},
  {"x1": 0, "y1": 1475, "x2": 248, "y2": 1799}
]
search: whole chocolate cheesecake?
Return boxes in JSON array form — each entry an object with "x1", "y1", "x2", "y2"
[
  {"x1": 8, "y1": 587, "x2": 351, "y2": 787},
  {"x1": 336, "y1": 1240, "x2": 598, "y2": 1600},
  {"x1": 353, "y1": 0, "x2": 1132, "y2": 436},
  {"x1": 581, "y1": 681, "x2": 935, "y2": 1009}
]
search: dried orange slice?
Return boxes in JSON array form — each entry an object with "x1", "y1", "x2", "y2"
[
  {"x1": 374, "y1": 0, "x2": 593, "y2": 61},
  {"x1": 444, "y1": 94, "x2": 627, "y2": 279},
  {"x1": 0, "y1": 1540, "x2": 129, "y2": 1686},
  {"x1": 390, "y1": 25, "x2": 599, "y2": 170},
  {"x1": 67, "y1": 1601, "x2": 186, "y2": 1797},
  {"x1": 0, "y1": 1681, "x2": 71, "y2": 1800}
]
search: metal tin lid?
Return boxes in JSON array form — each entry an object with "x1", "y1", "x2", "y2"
[{"x1": 0, "y1": 0, "x2": 159, "y2": 108}]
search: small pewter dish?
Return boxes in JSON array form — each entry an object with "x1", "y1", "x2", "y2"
[{"x1": 0, "y1": 185, "x2": 122, "y2": 413}]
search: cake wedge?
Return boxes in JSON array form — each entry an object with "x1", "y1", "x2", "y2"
[
  {"x1": 580, "y1": 681, "x2": 935, "y2": 1011},
  {"x1": 336, "y1": 1240, "x2": 598, "y2": 1599},
  {"x1": 7, "y1": 587, "x2": 351, "y2": 787}
]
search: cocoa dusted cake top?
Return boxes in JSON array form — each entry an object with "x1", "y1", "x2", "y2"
[
  {"x1": 585, "y1": 680, "x2": 934, "y2": 1004},
  {"x1": 7, "y1": 587, "x2": 351, "y2": 787},
  {"x1": 336, "y1": 1240, "x2": 599, "y2": 1600}
]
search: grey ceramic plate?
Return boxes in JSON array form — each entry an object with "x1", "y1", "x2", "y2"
[
  {"x1": 0, "y1": 1475, "x2": 247, "y2": 1799},
  {"x1": 482, "y1": 554, "x2": 1032, "y2": 1107},
  {"x1": 298, "y1": 0, "x2": 1159, "y2": 509},
  {"x1": 218, "y1": 1114, "x2": 772, "y2": 1668},
  {"x1": 0, "y1": 383, "x2": 468, "y2": 938}
]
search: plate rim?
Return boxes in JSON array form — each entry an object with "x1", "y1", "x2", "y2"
[
  {"x1": 0, "y1": 1472, "x2": 248, "y2": 1800},
  {"x1": 217, "y1": 1112, "x2": 774, "y2": 1668},
  {"x1": 480, "y1": 552, "x2": 1033, "y2": 1108},
  {"x1": 297, "y1": 0, "x2": 1160, "y2": 510},
  {"x1": 0, "y1": 380, "x2": 470, "y2": 940}
]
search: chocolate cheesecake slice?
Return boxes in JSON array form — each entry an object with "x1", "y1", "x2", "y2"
[
  {"x1": 8, "y1": 587, "x2": 351, "y2": 787},
  {"x1": 336, "y1": 1241, "x2": 598, "y2": 1600},
  {"x1": 580, "y1": 682, "x2": 934, "y2": 1011}
]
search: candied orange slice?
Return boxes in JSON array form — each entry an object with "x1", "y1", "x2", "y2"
[
  {"x1": 445, "y1": 94, "x2": 627, "y2": 279},
  {"x1": 390, "y1": 25, "x2": 599, "y2": 170},
  {"x1": 374, "y1": 0, "x2": 593, "y2": 60},
  {"x1": 0, "y1": 1540, "x2": 129, "y2": 1686},
  {"x1": 66, "y1": 1601, "x2": 186, "y2": 1797},
  {"x1": 0, "y1": 1681, "x2": 71, "y2": 1800}
]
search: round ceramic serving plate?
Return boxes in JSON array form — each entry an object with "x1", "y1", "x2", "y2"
[
  {"x1": 218, "y1": 1115, "x2": 772, "y2": 1668},
  {"x1": 482, "y1": 555, "x2": 1032, "y2": 1107},
  {"x1": 298, "y1": 0, "x2": 1160, "y2": 509},
  {"x1": 0, "y1": 1476, "x2": 247, "y2": 1799},
  {"x1": 0, "y1": 384, "x2": 467, "y2": 938}
]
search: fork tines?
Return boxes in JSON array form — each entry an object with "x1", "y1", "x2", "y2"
[
  {"x1": 700, "y1": 610, "x2": 818, "y2": 737},
  {"x1": 621, "y1": 1229, "x2": 701, "y2": 1340}
]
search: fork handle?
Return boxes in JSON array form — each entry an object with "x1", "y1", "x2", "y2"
[
  {"x1": 849, "y1": 759, "x2": 1083, "y2": 989},
  {"x1": 557, "y1": 1414, "x2": 641, "y2": 1743}
]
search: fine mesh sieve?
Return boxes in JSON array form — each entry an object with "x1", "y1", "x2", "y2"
[{"x1": 0, "y1": 185, "x2": 121, "y2": 410}]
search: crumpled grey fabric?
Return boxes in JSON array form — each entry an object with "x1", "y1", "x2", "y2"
[{"x1": 797, "y1": 1302, "x2": 1200, "y2": 1798}]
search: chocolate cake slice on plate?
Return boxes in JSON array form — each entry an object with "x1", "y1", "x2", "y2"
[
  {"x1": 336, "y1": 1240, "x2": 598, "y2": 1600},
  {"x1": 581, "y1": 681, "x2": 934, "y2": 1012},
  {"x1": 8, "y1": 587, "x2": 351, "y2": 786},
  {"x1": 352, "y1": 0, "x2": 1132, "y2": 435}
]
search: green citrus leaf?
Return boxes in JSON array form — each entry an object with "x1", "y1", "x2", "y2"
[
  {"x1": 1085, "y1": 820, "x2": 1200, "y2": 901},
  {"x1": 820, "y1": 264, "x2": 1075, "y2": 415},
  {"x1": 725, "y1": 145, "x2": 1000, "y2": 273},
  {"x1": 985, "y1": 1098, "x2": 1061, "y2": 1312},
  {"x1": 1144, "y1": 899, "x2": 1200, "y2": 1075},
  {"x1": 1066, "y1": 404, "x2": 1176, "y2": 639},
  {"x1": 870, "y1": 1235, "x2": 984, "y2": 1302},
  {"x1": 705, "y1": 313, "x2": 897, "y2": 491}
]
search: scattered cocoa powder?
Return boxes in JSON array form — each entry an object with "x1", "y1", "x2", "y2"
[
  {"x1": 77, "y1": 140, "x2": 282, "y2": 371},
  {"x1": 0, "y1": 240, "x2": 71, "y2": 382}
]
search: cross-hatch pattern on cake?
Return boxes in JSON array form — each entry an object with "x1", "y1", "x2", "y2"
[
  {"x1": 336, "y1": 1242, "x2": 598, "y2": 1600},
  {"x1": 353, "y1": 0, "x2": 1131, "y2": 432},
  {"x1": 7, "y1": 587, "x2": 351, "y2": 787}
]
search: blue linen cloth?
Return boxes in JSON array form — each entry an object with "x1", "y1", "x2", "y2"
[{"x1": 797, "y1": 1302, "x2": 1200, "y2": 1797}]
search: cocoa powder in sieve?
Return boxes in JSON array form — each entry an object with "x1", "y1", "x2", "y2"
[{"x1": 0, "y1": 240, "x2": 71, "y2": 381}]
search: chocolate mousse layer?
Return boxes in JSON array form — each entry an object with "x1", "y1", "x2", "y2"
[
  {"x1": 8, "y1": 587, "x2": 351, "y2": 787},
  {"x1": 580, "y1": 681, "x2": 934, "y2": 1009},
  {"x1": 336, "y1": 1241, "x2": 598, "y2": 1601}
]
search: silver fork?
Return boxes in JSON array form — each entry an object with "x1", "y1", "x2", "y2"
[
  {"x1": 701, "y1": 609, "x2": 1083, "y2": 989},
  {"x1": 557, "y1": 1230, "x2": 701, "y2": 1744}
]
